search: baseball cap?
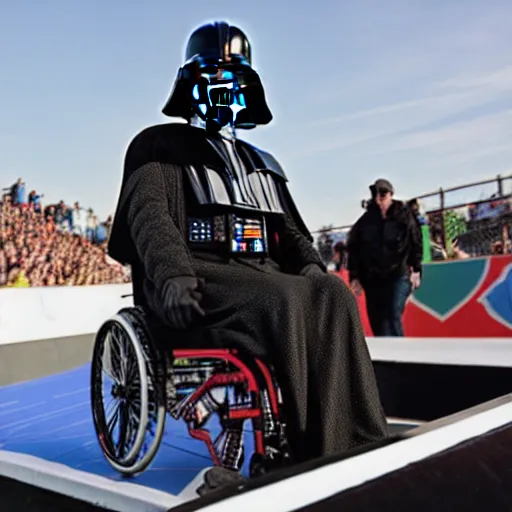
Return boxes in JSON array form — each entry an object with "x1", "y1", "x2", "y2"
[{"x1": 371, "y1": 179, "x2": 394, "y2": 195}]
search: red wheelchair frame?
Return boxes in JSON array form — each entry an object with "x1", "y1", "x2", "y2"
[{"x1": 171, "y1": 348, "x2": 284, "y2": 468}]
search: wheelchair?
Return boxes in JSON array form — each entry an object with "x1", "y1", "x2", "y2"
[{"x1": 90, "y1": 298, "x2": 292, "y2": 478}]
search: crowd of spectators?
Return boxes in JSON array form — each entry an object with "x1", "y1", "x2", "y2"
[{"x1": 0, "y1": 178, "x2": 130, "y2": 288}]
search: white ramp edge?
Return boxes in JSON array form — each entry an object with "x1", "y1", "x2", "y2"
[
  {"x1": 0, "y1": 449, "x2": 208, "y2": 512},
  {"x1": 195, "y1": 396, "x2": 512, "y2": 512},
  {"x1": 366, "y1": 336, "x2": 512, "y2": 368}
]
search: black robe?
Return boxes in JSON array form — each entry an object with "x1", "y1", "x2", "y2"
[{"x1": 108, "y1": 123, "x2": 387, "y2": 462}]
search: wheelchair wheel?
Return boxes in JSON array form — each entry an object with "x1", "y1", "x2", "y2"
[{"x1": 90, "y1": 308, "x2": 167, "y2": 475}]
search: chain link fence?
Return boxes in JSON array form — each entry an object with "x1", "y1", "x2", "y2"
[{"x1": 312, "y1": 174, "x2": 512, "y2": 265}]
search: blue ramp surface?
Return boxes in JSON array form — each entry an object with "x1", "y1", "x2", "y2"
[{"x1": 0, "y1": 364, "x2": 253, "y2": 495}]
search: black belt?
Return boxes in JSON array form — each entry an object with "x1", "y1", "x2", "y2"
[{"x1": 187, "y1": 213, "x2": 268, "y2": 257}]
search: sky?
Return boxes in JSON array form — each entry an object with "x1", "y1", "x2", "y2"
[{"x1": 0, "y1": 0, "x2": 511, "y2": 231}]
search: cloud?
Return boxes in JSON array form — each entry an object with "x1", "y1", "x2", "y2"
[
  {"x1": 385, "y1": 109, "x2": 512, "y2": 152},
  {"x1": 289, "y1": 130, "x2": 391, "y2": 158},
  {"x1": 293, "y1": 63, "x2": 512, "y2": 161},
  {"x1": 433, "y1": 65, "x2": 512, "y2": 92},
  {"x1": 291, "y1": 92, "x2": 507, "y2": 159},
  {"x1": 423, "y1": 143, "x2": 512, "y2": 168},
  {"x1": 306, "y1": 89, "x2": 483, "y2": 128},
  {"x1": 308, "y1": 64, "x2": 512, "y2": 129}
]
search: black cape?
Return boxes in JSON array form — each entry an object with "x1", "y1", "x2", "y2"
[{"x1": 108, "y1": 123, "x2": 387, "y2": 462}]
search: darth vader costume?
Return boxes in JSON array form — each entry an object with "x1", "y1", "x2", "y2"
[{"x1": 108, "y1": 21, "x2": 387, "y2": 465}]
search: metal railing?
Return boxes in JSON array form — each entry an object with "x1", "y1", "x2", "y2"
[{"x1": 312, "y1": 173, "x2": 512, "y2": 258}]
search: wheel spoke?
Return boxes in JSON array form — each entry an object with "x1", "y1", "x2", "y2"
[
  {"x1": 107, "y1": 402, "x2": 121, "y2": 440},
  {"x1": 117, "y1": 401, "x2": 130, "y2": 458},
  {"x1": 102, "y1": 333, "x2": 121, "y2": 382},
  {"x1": 105, "y1": 397, "x2": 117, "y2": 416},
  {"x1": 111, "y1": 326, "x2": 127, "y2": 383}
]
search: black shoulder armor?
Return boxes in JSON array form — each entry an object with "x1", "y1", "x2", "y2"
[{"x1": 240, "y1": 141, "x2": 288, "y2": 182}]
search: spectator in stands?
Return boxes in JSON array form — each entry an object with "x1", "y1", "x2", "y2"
[
  {"x1": 347, "y1": 179, "x2": 423, "y2": 337},
  {"x1": 407, "y1": 198, "x2": 427, "y2": 226},
  {"x1": 492, "y1": 241, "x2": 504, "y2": 255},
  {"x1": 5, "y1": 267, "x2": 30, "y2": 287},
  {"x1": 72, "y1": 201, "x2": 87, "y2": 236},
  {"x1": 86, "y1": 208, "x2": 97, "y2": 242},
  {"x1": 332, "y1": 240, "x2": 346, "y2": 272},
  {"x1": 0, "y1": 249, "x2": 6, "y2": 286},
  {"x1": 451, "y1": 239, "x2": 470, "y2": 259},
  {"x1": 503, "y1": 224, "x2": 512, "y2": 254},
  {"x1": 46, "y1": 200, "x2": 67, "y2": 230},
  {"x1": 61, "y1": 201, "x2": 72, "y2": 231},
  {"x1": 316, "y1": 229, "x2": 334, "y2": 266},
  {"x1": 10, "y1": 178, "x2": 25, "y2": 206},
  {"x1": 95, "y1": 217, "x2": 109, "y2": 244},
  {"x1": 28, "y1": 190, "x2": 43, "y2": 213}
]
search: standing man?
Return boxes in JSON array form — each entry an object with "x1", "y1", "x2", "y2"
[{"x1": 348, "y1": 179, "x2": 422, "y2": 336}]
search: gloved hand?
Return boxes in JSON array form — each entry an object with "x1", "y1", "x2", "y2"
[
  {"x1": 160, "y1": 276, "x2": 205, "y2": 329},
  {"x1": 300, "y1": 263, "x2": 325, "y2": 277}
]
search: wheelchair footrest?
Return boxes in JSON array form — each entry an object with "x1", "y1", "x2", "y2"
[
  {"x1": 188, "y1": 422, "x2": 246, "y2": 471},
  {"x1": 189, "y1": 427, "x2": 221, "y2": 466}
]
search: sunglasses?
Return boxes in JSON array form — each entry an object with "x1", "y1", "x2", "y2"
[{"x1": 377, "y1": 188, "x2": 391, "y2": 197}]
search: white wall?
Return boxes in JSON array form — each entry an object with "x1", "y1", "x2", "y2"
[
  {"x1": 1, "y1": 285, "x2": 511, "y2": 367},
  {"x1": 0, "y1": 284, "x2": 133, "y2": 344}
]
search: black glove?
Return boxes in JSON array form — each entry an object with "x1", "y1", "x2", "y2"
[
  {"x1": 160, "y1": 276, "x2": 205, "y2": 329},
  {"x1": 300, "y1": 263, "x2": 325, "y2": 277}
]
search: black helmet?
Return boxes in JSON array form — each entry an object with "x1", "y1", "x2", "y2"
[{"x1": 162, "y1": 21, "x2": 272, "y2": 128}]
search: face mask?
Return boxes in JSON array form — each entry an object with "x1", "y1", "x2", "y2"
[{"x1": 191, "y1": 69, "x2": 247, "y2": 130}]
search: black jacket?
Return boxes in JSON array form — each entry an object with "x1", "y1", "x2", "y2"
[{"x1": 347, "y1": 200, "x2": 422, "y2": 283}]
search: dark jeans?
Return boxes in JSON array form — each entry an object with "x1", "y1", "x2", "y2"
[{"x1": 362, "y1": 275, "x2": 412, "y2": 336}]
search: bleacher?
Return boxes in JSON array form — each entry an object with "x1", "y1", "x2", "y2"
[{"x1": 0, "y1": 179, "x2": 129, "y2": 288}]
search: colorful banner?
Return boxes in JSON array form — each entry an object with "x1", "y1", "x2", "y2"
[{"x1": 339, "y1": 255, "x2": 512, "y2": 337}]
